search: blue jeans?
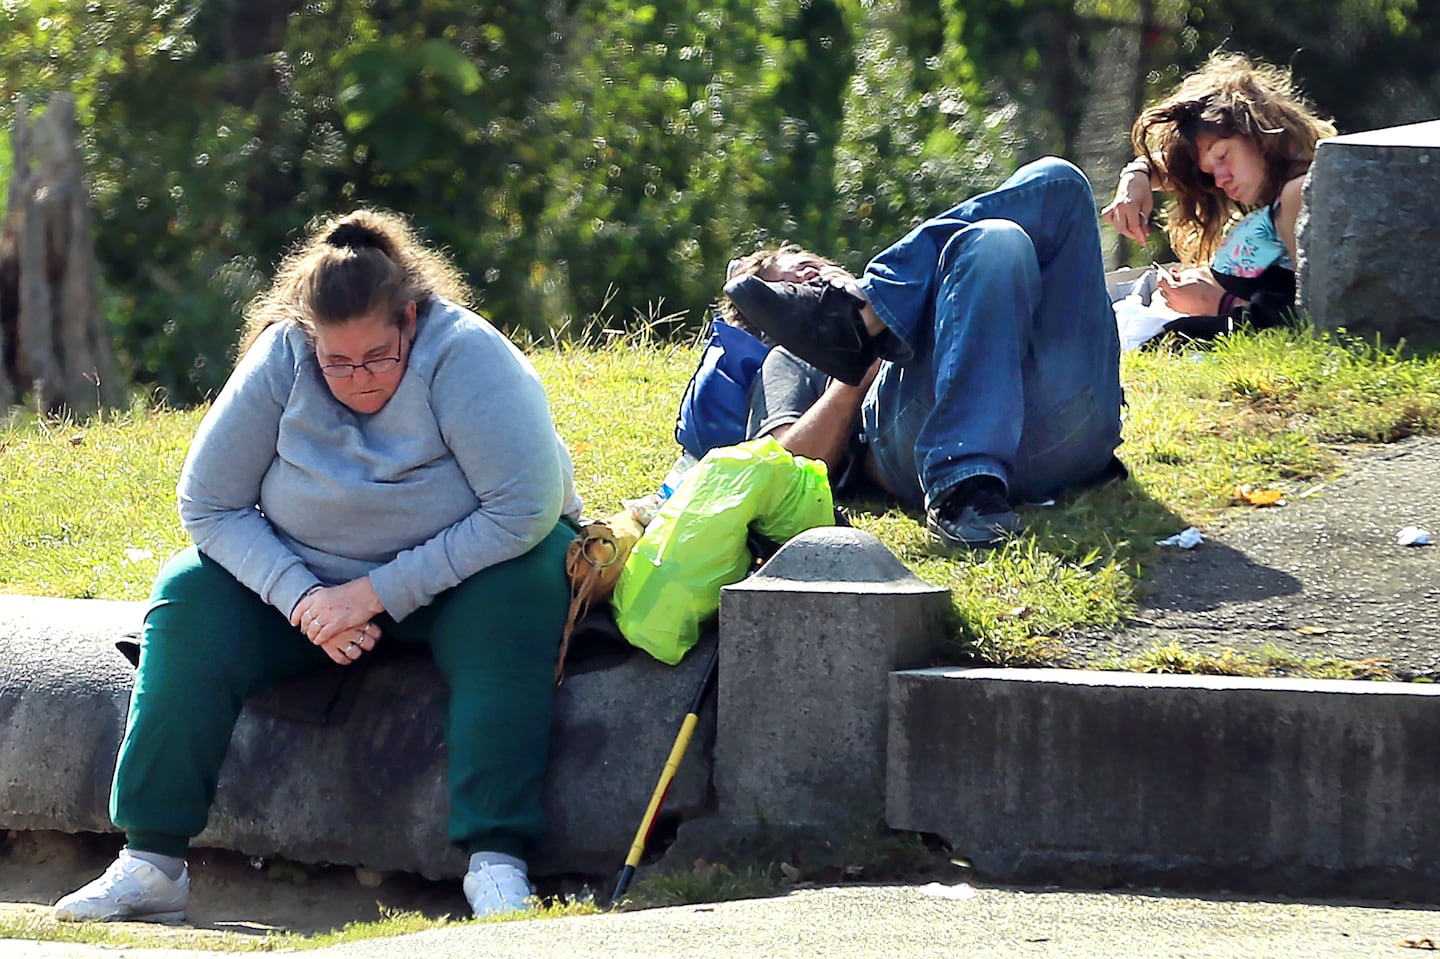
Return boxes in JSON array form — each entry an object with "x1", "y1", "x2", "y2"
[{"x1": 857, "y1": 157, "x2": 1123, "y2": 509}]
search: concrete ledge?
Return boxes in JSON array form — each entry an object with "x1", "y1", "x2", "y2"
[
  {"x1": 1299, "y1": 119, "x2": 1440, "y2": 344},
  {"x1": 716, "y1": 528, "x2": 948, "y2": 831},
  {"x1": 0, "y1": 595, "x2": 714, "y2": 879},
  {"x1": 887, "y1": 667, "x2": 1440, "y2": 901}
]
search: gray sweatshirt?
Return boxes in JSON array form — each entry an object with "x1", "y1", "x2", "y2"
[{"x1": 177, "y1": 297, "x2": 581, "y2": 621}]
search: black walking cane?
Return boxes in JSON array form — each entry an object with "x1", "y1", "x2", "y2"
[{"x1": 611, "y1": 645, "x2": 720, "y2": 903}]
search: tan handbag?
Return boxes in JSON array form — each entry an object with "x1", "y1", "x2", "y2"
[{"x1": 555, "y1": 507, "x2": 647, "y2": 681}]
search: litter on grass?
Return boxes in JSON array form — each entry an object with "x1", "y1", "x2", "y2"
[
  {"x1": 1397, "y1": 526, "x2": 1432, "y2": 546},
  {"x1": 1234, "y1": 484, "x2": 1286, "y2": 507},
  {"x1": 1157, "y1": 527, "x2": 1203, "y2": 549}
]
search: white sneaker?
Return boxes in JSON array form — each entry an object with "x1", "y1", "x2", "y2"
[
  {"x1": 54, "y1": 849, "x2": 189, "y2": 923},
  {"x1": 463, "y1": 862, "x2": 534, "y2": 918}
]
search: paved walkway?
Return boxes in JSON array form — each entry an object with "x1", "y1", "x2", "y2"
[
  {"x1": 1067, "y1": 435, "x2": 1440, "y2": 678},
  {"x1": 8, "y1": 884, "x2": 1440, "y2": 959}
]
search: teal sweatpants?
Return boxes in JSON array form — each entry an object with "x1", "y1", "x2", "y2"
[{"x1": 110, "y1": 520, "x2": 575, "y2": 860}]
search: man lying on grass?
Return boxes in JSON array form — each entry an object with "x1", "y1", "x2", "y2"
[{"x1": 722, "y1": 157, "x2": 1128, "y2": 550}]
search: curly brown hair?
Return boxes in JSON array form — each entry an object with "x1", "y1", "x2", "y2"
[
  {"x1": 238, "y1": 209, "x2": 472, "y2": 357},
  {"x1": 1134, "y1": 52, "x2": 1337, "y2": 264}
]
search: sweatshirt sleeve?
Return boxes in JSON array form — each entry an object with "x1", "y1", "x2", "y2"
[
  {"x1": 177, "y1": 326, "x2": 321, "y2": 617},
  {"x1": 365, "y1": 328, "x2": 565, "y2": 619}
]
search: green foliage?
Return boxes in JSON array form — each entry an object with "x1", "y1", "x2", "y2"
[
  {"x1": 2, "y1": 1, "x2": 1030, "y2": 403},
  {"x1": 829, "y1": 0, "x2": 1030, "y2": 267},
  {"x1": 526, "y1": 0, "x2": 776, "y2": 336},
  {"x1": 1179, "y1": 0, "x2": 1437, "y2": 134},
  {"x1": 2, "y1": 1, "x2": 1435, "y2": 406},
  {"x1": 945, "y1": 0, "x2": 1099, "y2": 154}
]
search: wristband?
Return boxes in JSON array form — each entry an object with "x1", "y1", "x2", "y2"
[
  {"x1": 1121, "y1": 157, "x2": 1152, "y2": 178},
  {"x1": 1218, "y1": 292, "x2": 1237, "y2": 316}
]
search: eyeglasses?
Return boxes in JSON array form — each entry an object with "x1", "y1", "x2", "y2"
[{"x1": 318, "y1": 332, "x2": 405, "y2": 379}]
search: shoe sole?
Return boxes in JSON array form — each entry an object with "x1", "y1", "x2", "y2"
[
  {"x1": 926, "y1": 516, "x2": 1017, "y2": 551},
  {"x1": 722, "y1": 276, "x2": 875, "y2": 386},
  {"x1": 112, "y1": 910, "x2": 187, "y2": 924},
  {"x1": 928, "y1": 528, "x2": 1004, "y2": 551},
  {"x1": 55, "y1": 909, "x2": 186, "y2": 924}
]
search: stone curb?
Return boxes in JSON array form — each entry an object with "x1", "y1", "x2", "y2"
[
  {"x1": 888, "y1": 667, "x2": 1440, "y2": 901},
  {"x1": 0, "y1": 594, "x2": 714, "y2": 879}
]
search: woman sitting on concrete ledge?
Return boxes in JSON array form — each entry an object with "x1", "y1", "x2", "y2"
[
  {"x1": 1102, "y1": 51, "x2": 1337, "y2": 341},
  {"x1": 53, "y1": 209, "x2": 581, "y2": 923}
]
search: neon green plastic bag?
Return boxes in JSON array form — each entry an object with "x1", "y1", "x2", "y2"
[{"x1": 613, "y1": 435, "x2": 834, "y2": 665}]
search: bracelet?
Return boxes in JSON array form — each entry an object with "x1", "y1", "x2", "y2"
[
  {"x1": 1121, "y1": 157, "x2": 1152, "y2": 178},
  {"x1": 1218, "y1": 292, "x2": 1237, "y2": 316}
]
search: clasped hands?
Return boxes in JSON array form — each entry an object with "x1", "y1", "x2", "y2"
[{"x1": 290, "y1": 577, "x2": 386, "y2": 665}]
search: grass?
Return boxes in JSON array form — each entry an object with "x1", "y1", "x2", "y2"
[
  {"x1": 4, "y1": 326, "x2": 1440, "y2": 675},
  {"x1": 1092, "y1": 640, "x2": 1400, "y2": 681},
  {"x1": 621, "y1": 816, "x2": 962, "y2": 910}
]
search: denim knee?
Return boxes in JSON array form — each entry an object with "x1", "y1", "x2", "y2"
[
  {"x1": 1021, "y1": 155, "x2": 1092, "y2": 193},
  {"x1": 937, "y1": 219, "x2": 1038, "y2": 283}
]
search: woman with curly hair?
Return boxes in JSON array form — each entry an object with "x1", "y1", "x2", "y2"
[
  {"x1": 54, "y1": 209, "x2": 581, "y2": 922},
  {"x1": 1102, "y1": 52, "x2": 1337, "y2": 336}
]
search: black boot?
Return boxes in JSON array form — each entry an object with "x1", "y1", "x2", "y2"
[
  {"x1": 926, "y1": 475, "x2": 1020, "y2": 550},
  {"x1": 722, "y1": 275, "x2": 877, "y2": 386}
]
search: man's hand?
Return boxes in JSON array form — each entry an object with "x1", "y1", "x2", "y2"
[
  {"x1": 768, "y1": 357, "x2": 880, "y2": 473},
  {"x1": 772, "y1": 258, "x2": 869, "y2": 305}
]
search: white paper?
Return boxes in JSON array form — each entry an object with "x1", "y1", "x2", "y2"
[
  {"x1": 1156, "y1": 526, "x2": 1203, "y2": 549},
  {"x1": 1397, "y1": 526, "x2": 1432, "y2": 546},
  {"x1": 919, "y1": 882, "x2": 978, "y2": 900}
]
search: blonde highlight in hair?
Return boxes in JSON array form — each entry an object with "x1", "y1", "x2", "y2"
[
  {"x1": 238, "y1": 209, "x2": 473, "y2": 358},
  {"x1": 1133, "y1": 52, "x2": 1337, "y2": 263}
]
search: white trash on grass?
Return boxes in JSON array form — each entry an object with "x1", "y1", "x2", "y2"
[
  {"x1": 1156, "y1": 526, "x2": 1203, "y2": 549},
  {"x1": 1397, "y1": 526, "x2": 1432, "y2": 546}
]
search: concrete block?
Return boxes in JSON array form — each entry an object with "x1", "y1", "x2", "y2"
[
  {"x1": 1298, "y1": 120, "x2": 1440, "y2": 344},
  {"x1": 0, "y1": 594, "x2": 714, "y2": 879},
  {"x1": 716, "y1": 527, "x2": 949, "y2": 830},
  {"x1": 889, "y1": 667, "x2": 1440, "y2": 899}
]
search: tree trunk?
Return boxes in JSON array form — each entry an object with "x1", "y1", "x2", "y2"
[{"x1": 0, "y1": 93, "x2": 122, "y2": 415}]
